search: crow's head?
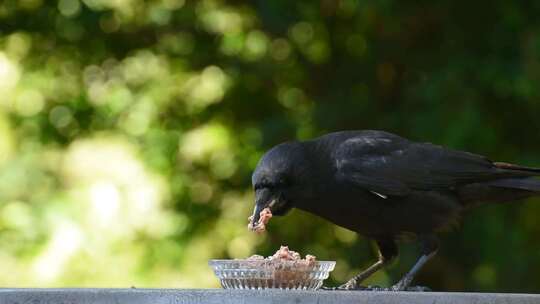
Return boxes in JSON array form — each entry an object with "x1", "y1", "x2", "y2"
[{"x1": 249, "y1": 141, "x2": 311, "y2": 227}]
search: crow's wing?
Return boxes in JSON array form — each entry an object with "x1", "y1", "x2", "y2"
[{"x1": 334, "y1": 133, "x2": 513, "y2": 197}]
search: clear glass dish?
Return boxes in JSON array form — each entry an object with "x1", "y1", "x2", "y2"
[{"x1": 208, "y1": 259, "x2": 336, "y2": 290}]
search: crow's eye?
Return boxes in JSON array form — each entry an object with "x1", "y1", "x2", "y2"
[
  {"x1": 254, "y1": 178, "x2": 288, "y2": 190},
  {"x1": 254, "y1": 182, "x2": 271, "y2": 190}
]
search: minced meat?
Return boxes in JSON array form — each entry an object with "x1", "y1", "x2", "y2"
[
  {"x1": 248, "y1": 246, "x2": 317, "y2": 267},
  {"x1": 247, "y1": 207, "x2": 273, "y2": 233}
]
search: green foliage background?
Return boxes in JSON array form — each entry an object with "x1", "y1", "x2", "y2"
[{"x1": 0, "y1": 0, "x2": 540, "y2": 292}]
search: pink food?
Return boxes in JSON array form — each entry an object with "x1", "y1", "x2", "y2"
[
  {"x1": 305, "y1": 255, "x2": 316, "y2": 264},
  {"x1": 239, "y1": 247, "x2": 320, "y2": 288},
  {"x1": 247, "y1": 207, "x2": 273, "y2": 233},
  {"x1": 272, "y1": 245, "x2": 301, "y2": 261},
  {"x1": 248, "y1": 246, "x2": 317, "y2": 267}
]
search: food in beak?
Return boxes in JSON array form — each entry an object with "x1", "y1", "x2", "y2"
[{"x1": 247, "y1": 207, "x2": 272, "y2": 233}]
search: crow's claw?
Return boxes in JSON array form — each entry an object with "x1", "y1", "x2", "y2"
[
  {"x1": 404, "y1": 285, "x2": 432, "y2": 292},
  {"x1": 321, "y1": 285, "x2": 364, "y2": 291},
  {"x1": 321, "y1": 285, "x2": 356, "y2": 291},
  {"x1": 391, "y1": 282, "x2": 432, "y2": 292},
  {"x1": 321, "y1": 285, "x2": 431, "y2": 292},
  {"x1": 321, "y1": 285, "x2": 383, "y2": 291}
]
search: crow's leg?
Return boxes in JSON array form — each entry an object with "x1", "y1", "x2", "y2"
[
  {"x1": 391, "y1": 234, "x2": 439, "y2": 291},
  {"x1": 337, "y1": 238, "x2": 398, "y2": 290}
]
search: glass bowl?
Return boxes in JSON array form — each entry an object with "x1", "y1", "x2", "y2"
[{"x1": 208, "y1": 259, "x2": 336, "y2": 290}]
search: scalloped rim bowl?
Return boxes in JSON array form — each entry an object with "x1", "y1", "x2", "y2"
[{"x1": 209, "y1": 259, "x2": 336, "y2": 290}]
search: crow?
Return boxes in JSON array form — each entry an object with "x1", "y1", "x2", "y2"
[{"x1": 249, "y1": 130, "x2": 540, "y2": 291}]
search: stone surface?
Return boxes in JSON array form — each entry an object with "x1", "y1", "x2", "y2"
[{"x1": 0, "y1": 288, "x2": 539, "y2": 304}]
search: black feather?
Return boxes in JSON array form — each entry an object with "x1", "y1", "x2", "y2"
[{"x1": 251, "y1": 130, "x2": 540, "y2": 256}]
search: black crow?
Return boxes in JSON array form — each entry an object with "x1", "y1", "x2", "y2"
[{"x1": 249, "y1": 130, "x2": 540, "y2": 290}]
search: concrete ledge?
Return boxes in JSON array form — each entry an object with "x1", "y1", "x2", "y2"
[{"x1": 1, "y1": 288, "x2": 539, "y2": 304}]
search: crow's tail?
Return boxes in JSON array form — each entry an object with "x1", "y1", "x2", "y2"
[
  {"x1": 458, "y1": 161, "x2": 540, "y2": 207},
  {"x1": 485, "y1": 177, "x2": 540, "y2": 192},
  {"x1": 459, "y1": 177, "x2": 540, "y2": 207},
  {"x1": 494, "y1": 162, "x2": 540, "y2": 174}
]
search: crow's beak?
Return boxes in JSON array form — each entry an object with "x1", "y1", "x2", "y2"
[
  {"x1": 250, "y1": 188, "x2": 275, "y2": 227},
  {"x1": 249, "y1": 203, "x2": 264, "y2": 228}
]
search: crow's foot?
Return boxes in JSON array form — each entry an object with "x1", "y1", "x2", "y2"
[
  {"x1": 321, "y1": 285, "x2": 366, "y2": 291},
  {"x1": 404, "y1": 285, "x2": 431, "y2": 292},
  {"x1": 366, "y1": 285, "x2": 430, "y2": 292},
  {"x1": 321, "y1": 285, "x2": 383, "y2": 291},
  {"x1": 321, "y1": 285, "x2": 431, "y2": 292},
  {"x1": 391, "y1": 281, "x2": 432, "y2": 292},
  {"x1": 391, "y1": 273, "x2": 415, "y2": 291}
]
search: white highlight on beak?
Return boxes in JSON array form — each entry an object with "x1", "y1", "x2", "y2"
[
  {"x1": 370, "y1": 191, "x2": 387, "y2": 199},
  {"x1": 267, "y1": 199, "x2": 277, "y2": 208}
]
